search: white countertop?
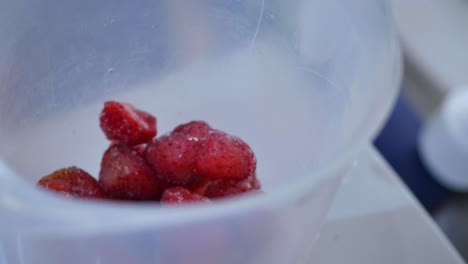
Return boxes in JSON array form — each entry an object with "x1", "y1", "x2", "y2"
[{"x1": 310, "y1": 147, "x2": 465, "y2": 264}]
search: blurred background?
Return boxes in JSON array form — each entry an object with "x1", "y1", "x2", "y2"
[{"x1": 376, "y1": 0, "x2": 468, "y2": 260}]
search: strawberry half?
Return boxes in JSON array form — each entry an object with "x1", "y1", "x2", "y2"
[
  {"x1": 195, "y1": 130, "x2": 256, "y2": 180},
  {"x1": 99, "y1": 144, "x2": 161, "y2": 200},
  {"x1": 100, "y1": 101, "x2": 157, "y2": 146},
  {"x1": 161, "y1": 187, "x2": 210, "y2": 205},
  {"x1": 37, "y1": 167, "x2": 107, "y2": 199}
]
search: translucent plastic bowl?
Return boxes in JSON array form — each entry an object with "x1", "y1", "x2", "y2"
[{"x1": 0, "y1": 0, "x2": 401, "y2": 263}]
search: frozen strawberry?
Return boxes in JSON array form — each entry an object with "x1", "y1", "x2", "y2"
[
  {"x1": 99, "y1": 144, "x2": 161, "y2": 200},
  {"x1": 37, "y1": 167, "x2": 107, "y2": 199},
  {"x1": 187, "y1": 177, "x2": 212, "y2": 196},
  {"x1": 205, "y1": 174, "x2": 261, "y2": 198},
  {"x1": 100, "y1": 101, "x2": 157, "y2": 146},
  {"x1": 172, "y1": 121, "x2": 212, "y2": 138},
  {"x1": 146, "y1": 134, "x2": 200, "y2": 185},
  {"x1": 111, "y1": 140, "x2": 148, "y2": 156},
  {"x1": 133, "y1": 144, "x2": 148, "y2": 156},
  {"x1": 161, "y1": 187, "x2": 210, "y2": 205},
  {"x1": 195, "y1": 131, "x2": 256, "y2": 180},
  {"x1": 158, "y1": 177, "x2": 176, "y2": 193}
]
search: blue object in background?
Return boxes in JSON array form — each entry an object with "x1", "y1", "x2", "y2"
[{"x1": 374, "y1": 94, "x2": 452, "y2": 212}]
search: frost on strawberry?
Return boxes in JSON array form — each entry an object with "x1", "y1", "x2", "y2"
[
  {"x1": 146, "y1": 134, "x2": 200, "y2": 185},
  {"x1": 205, "y1": 174, "x2": 261, "y2": 198},
  {"x1": 195, "y1": 130, "x2": 256, "y2": 181},
  {"x1": 161, "y1": 187, "x2": 210, "y2": 205}
]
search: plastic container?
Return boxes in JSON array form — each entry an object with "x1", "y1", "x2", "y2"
[{"x1": 0, "y1": 1, "x2": 401, "y2": 263}]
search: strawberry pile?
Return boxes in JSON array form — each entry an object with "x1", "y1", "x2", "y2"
[{"x1": 37, "y1": 101, "x2": 261, "y2": 204}]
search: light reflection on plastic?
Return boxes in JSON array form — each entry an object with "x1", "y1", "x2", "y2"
[{"x1": 0, "y1": 193, "x2": 21, "y2": 211}]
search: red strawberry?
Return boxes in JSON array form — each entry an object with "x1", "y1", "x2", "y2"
[
  {"x1": 161, "y1": 187, "x2": 210, "y2": 205},
  {"x1": 195, "y1": 131, "x2": 256, "y2": 180},
  {"x1": 99, "y1": 144, "x2": 161, "y2": 200},
  {"x1": 158, "y1": 177, "x2": 176, "y2": 194},
  {"x1": 205, "y1": 174, "x2": 261, "y2": 198},
  {"x1": 187, "y1": 177, "x2": 212, "y2": 196},
  {"x1": 37, "y1": 167, "x2": 107, "y2": 199},
  {"x1": 100, "y1": 101, "x2": 157, "y2": 146},
  {"x1": 146, "y1": 134, "x2": 200, "y2": 185},
  {"x1": 111, "y1": 140, "x2": 148, "y2": 156},
  {"x1": 133, "y1": 144, "x2": 148, "y2": 156},
  {"x1": 172, "y1": 121, "x2": 212, "y2": 138}
]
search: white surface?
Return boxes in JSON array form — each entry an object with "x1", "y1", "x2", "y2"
[
  {"x1": 311, "y1": 147, "x2": 465, "y2": 264},
  {"x1": 420, "y1": 87, "x2": 468, "y2": 191},
  {"x1": 392, "y1": 0, "x2": 468, "y2": 91}
]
